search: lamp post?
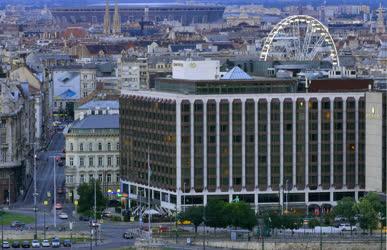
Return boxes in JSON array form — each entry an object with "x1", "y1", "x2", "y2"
[
  {"x1": 1, "y1": 207, "x2": 4, "y2": 250},
  {"x1": 33, "y1": 143, "x2": 38, "y2": 240},
  {"x1": 43, "y1": 200, "x2": 48, "y2": 240}
]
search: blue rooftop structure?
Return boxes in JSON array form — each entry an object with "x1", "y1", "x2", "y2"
[
  {"x1": 221, "y1": 66, "x2": 253, "y2": 80},
  {"x1": 78, "y1": 100, "x2": 119, "y2": 110},
  {"x1": 58, "y1": 89, "x2": 77, "y2": 99},
  {"x1": 70, "y1": 114, "x2": 119, "y2": 130}
]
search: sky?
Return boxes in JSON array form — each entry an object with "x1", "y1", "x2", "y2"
[{"x1": 0, "y1": 0, "x2": 386, "y2": 8}]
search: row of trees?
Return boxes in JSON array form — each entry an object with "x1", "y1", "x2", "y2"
[
  {"x1": 179, "y1": 192, "x2": 386, "y2": 234},
  {"x1": 178, "y1": 200, "x2": 256, "y2": 233},
  {"x1": 333, "y1": 192, "x2": 386, "y2": 234}
]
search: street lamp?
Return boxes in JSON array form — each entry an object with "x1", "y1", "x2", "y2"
[{"x1": 43, "y1": 200, "x2": 48, "y2": 240}]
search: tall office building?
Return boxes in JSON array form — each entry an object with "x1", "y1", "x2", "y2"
[{"x1": 119, "y1": 61, "x2": 387, "y2": 212}]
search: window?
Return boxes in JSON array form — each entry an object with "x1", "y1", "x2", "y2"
[
  {"x1": 89, "y1": 174, "x2": 94, "y2": 181},
  {"x1": 98, "y1": 156, "x2": 103, "y2": 166},
  {"x1": 69, "y1": 157, "x2": 74, "y2": 166},
  {"x1": 107, "y1": 174, "x2": 111, "y2": 183},
  {"x1": 89, "y1": 157, "x2": 94, "y2": 166},
  {"x1": 98, "y1": 143, "x2": 102, "y2": 151},
  {"x1": 80, "y1": 175, "x2": 85, "y2": 183},
  {"x1": 70, "y1": 143, "x2": 73, "y2": 151},
  {"x1": 89, "y1": 143, "x2": 92, "y2": 151},
  {"x1": 66, "y1": 175, "x2": 73, "y2": 183},
  {"x1": 107, "y1": 143, "x2": 111, "y2": 151},
  {"x1": 116, "y1": 156, "x2": 120, "y2": 166},
  {"x1": 98, "y1": 174, "x2": 103, "y2": 182},
  {"x1": 116, "y1": 143, "x2": 120, "y2": 150},
  {"x1": 107, "y1": 156, "x2": 112, "y2": 166},
  {"x1": 80, "y1": 143, "x2": 83, "y2": 151},
  {"x1": 80, "y1": 157, "x2": 85, "y2": 167},
  {"x1": 116, "y1": 174, "x2": 120, "y2": 183}
]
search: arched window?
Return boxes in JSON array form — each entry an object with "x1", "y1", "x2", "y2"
[
  {"x1": 98, "y1": 143, "x2": 102, "y2": 151},
  {"x1": 107, "y1": 174, "x2": 111, "y2": 183}
]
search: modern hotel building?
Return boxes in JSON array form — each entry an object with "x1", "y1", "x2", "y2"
[{"x1": 119, "y1": 62, "x2": 386, "y2": 212}]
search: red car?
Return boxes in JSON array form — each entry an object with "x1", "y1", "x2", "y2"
[{"x1": 55, "y1": 203, "x2": 63, "y2": 210}]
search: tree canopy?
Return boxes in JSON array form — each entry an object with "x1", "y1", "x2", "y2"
[{"x1": 77, "y1": 180, "x2": 107, "y2": 218}]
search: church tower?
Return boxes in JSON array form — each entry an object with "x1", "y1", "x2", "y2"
[
  {"x1": 103, "y1": 0, "x2": 111, "y2": 35},
  {"x1": 112, "y1": 0, "x2": 121, "y2": 35},
  {"x1": 376, "y1": 1, "x2": 385, "y2": 34}
]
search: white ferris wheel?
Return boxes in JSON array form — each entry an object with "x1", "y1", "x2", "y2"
[{"x1": 260, "y1": 15, "x2": 340, "y2": 66}]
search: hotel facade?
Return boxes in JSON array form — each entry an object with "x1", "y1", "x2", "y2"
[{"x1": 119, "y1": 76, "x2": 386, "y2": 212}]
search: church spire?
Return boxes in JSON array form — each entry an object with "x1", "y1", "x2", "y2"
[
  {"x1": 113, "y1": 0, "x2": 121, "y2": 35},
  {"x1": 376, "y1": 1, "x2": 385, "y2": 34},
  {"x1": 103, "y1": 0, "x2": 111, "y2": 35}
]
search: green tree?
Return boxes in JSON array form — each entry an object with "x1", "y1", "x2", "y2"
[
  {"x1": 356, "y1": 192, "x2": 383, "y2": 234},
  {"x1": 77, "y1": 180, "x2": 107, "y2": 218},
  {"x1": 224, "y1": 201, "x2": 257, "y2": 230},
  {"x1": 205, "y1": 200, "x2": 228, "y2": 232},
  {"x1": 333, "y1": 197, "x2": 357, "y2": 234},
  {"x1": 178, "y1": 206, "x2": 203, "y2": 234},
  {"x1": 282, "y1": 214, "x2": 303, "y2": 233}
]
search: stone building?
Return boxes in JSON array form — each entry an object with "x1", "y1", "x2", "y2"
[{"x1": 64, "y1": 114, "x2": 120, "y2": 199}]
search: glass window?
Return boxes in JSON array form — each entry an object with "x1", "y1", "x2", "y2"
[
  {"x1": 107, "y1": 143, "x2": 111, "y2": 151},
  {"x1": 98, "y1": 156, "x2": 103, "y2": 166},
  {"x1": 107, "y1": 174, "x2": 111, "y2": 183},
  {"x1": 98, "y1": 143, "x2": 102, "y2": 151},
  {"x1": 69, "y1": 157, "x2": 74, "y2": 166},
  {"x1": 107, "y1": 156, "x2": 112, "y2": 166},
  {"x1": 116, "y1": 174, "x2": 120, "y2": 183},
  {"x1": 98, "y1": 174, "x2": 103, "y2": 182},
  {"x1": 89, "y1": 174, "x2": 94, "y2": 181},
  {"x1": 89, "y1": 143, "x2": 92, "y2": 151},
  {"x1": 80, "y1": 157, "x2": 84, "y2": 166},
  {"x1": 80, "y1": 175, "x2": 84, "y2": 183},
  {"x1": 116, "y1": 156, "x2": 120, "y2": 166},
  {"x1": 116, "y1": 142, "x2": 120, "y2": 150},
  {"x1": 70, "y1": 143, "x2": 73, "y2": 151},
  {"x1": 80, "y1": 143, "x2": 83, "y2": 151},
  {"x1": 89, "y1": 157, "x2": 94, "y2": 166}
]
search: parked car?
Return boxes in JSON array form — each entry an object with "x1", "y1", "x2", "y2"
[
  {"x1": 51, "y1": 238, "x2": 60, "y2": 248},
  {"x1": 102, "y1": 211, "x2": 112, "y2": 218},
  {"x1": 31, "y1": 240, "x2": 40, "y2": 248},
  {"x1": 2, "y1": 241, "x2": 10, "y2": 248},
  {"x1": 79, "y1": 215, "x2": 90, "y2": 221},
  {"x1": 41, "y1": 240, "x2": 50, "y2": 247},
  {"x1": 22, "y1": 240, "x2": 31, "y2": 248},
  {"x1": 63, "y1": 239, "x2": 72, "y2": 247},
  {"x1": 59, "y1": 212, "x2": 68, "y2": 219},
  {"x1": 123, "y1": 231, "x2": 134, "y2": 239},
  {"x1": 339, "y1": 224, "x2": 357, "y2": 231},
  {"x1": 12, "y1": 241, "x2": 21, "y2": 248},
  {"x1": 55, "y1": 203, "x2": 63, "y2": 210},
  {"x1": 11, "y1": 221, "x2": 25, "y2": 228}
]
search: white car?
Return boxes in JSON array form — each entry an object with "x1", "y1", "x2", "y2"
[
  {"x1": 31, "y1": 240, "x2": 40, "y2": 248},
  {"x1": 41, "y1": 240, "x2": 50, "y2": 247},
  {"x1": 339, "y1": 224, "x2": 357, "y2": 231},
  {"x1": 58, "y1": 212, "x2": 68, "y2": 219}
]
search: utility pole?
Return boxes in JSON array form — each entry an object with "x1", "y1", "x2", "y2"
[
  {"x1": 94, "y1": 176, "x2": 97, "y2": 247},
  {"x1": 8, "y1": 174, "x2": 11, "y2": 208},
  {"x1": 33, "y1": 143, "x2": 38, "y2": 240},
  {"x1": 285, "y1": 178, "x2": 289, "y2": 213},
  {"x1": 183, "y1": 182, "x2": 186, "y2": 212},
  {"x1": 203, "y1": 205, "x2": 206, "y2": 250},
  {"x1": 2, "y1": 208, "x2": 4, "y2": 250},
  {"x1": 53, "y1": 156, "x2": 57, "y2": 228}
]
